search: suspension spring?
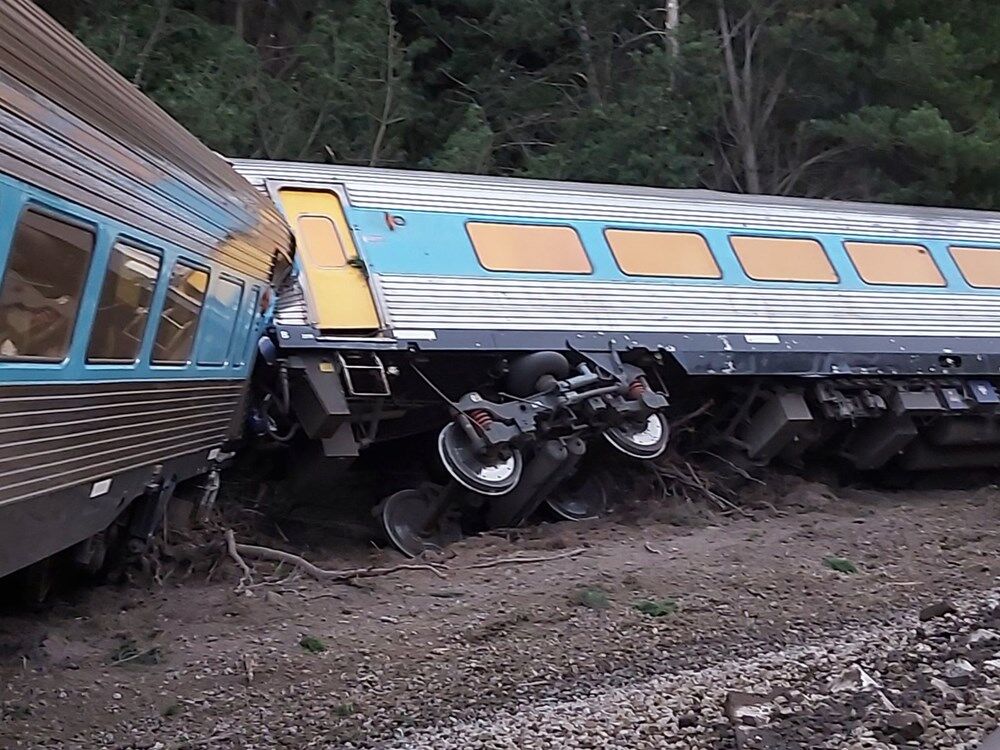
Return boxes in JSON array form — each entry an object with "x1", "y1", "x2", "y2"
[
  {"x1": 467, "y1": 409, "x2": 494, "y2": 431},
  {"x1": 627, "y1": 377, "x2": 647, "y2": 400}
]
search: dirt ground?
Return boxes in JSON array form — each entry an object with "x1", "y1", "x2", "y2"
[{"x1": 1, "y1": 476, "x2": 999, "y2": 749}]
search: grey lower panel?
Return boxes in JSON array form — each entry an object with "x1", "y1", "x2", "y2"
[
  {"x1": 274, "y1": 324, "x2": 1000, "y2": 377},
  {"x1": 0, "y1": 450, "x2": 212, "y2": 579},
  {"x1": 0, "y1": 379, "x2": 246, "y2": 507}
]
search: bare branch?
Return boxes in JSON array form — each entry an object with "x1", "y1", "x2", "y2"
[{"x1": 132, "y1": 0, "x2": 172, "y2": 88}]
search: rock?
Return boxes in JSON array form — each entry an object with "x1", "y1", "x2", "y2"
[
  {"x1": 944, "y1": 714, "x2": 979, "y2": 729},
  {"x1": 734, "y1": 726, "x2": 786, "y2": 750},
  {"x1": 919, "y1": 601, "x2": 957, "y2": 621},
  {"x1": 980, "y1": 728, "x2": 1000, "y2": 749},
  {"x1": 965, "y1": 629, "x2": 1000, "y2": 646},
  {"x1": 941, "y1": 658, "x2": 976, "y2": 687},
  {"x1": 884, "y1": 712, "x2": 925, "y2": 742},
  {"x1": 724, "y1": 691, "x2": 771, "y2": 726},
  {"x1": 929, "y1": 676, "x2": 961, "y2": 700},
  {"x1": 982, "y1": 658, "x2": 1000, "y2": 673},
  {"x1": 829, "y1": 665, "x2": 881, "y2": 693},
  {"x1": 677, "y1": 712, "x2": 699, "y2": 729}
]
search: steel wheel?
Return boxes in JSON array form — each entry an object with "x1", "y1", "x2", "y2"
[
  {"x1": 379, "y1": 489, "x2": 461, "y2": 558},
  {"x1": 604, "y1": 412, "x2": 669, "y2": 459},
  {"x1": 438, "y1": 422, "x2": 523, "y2": 496},
  {"x1": 546, "y1": 471, "x2": 608, "y2": 521}
]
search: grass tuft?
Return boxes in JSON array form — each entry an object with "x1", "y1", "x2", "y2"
[
  {"x1": 632, "y1": 598, "x2": 678, "y2": 617},
  {"x1": 299, "y1": 635, "x2": 328, "y2": 654},
  {"x1": 823, "y1": 556, "x2": 859, "y2": 574},
  {"x1": 573, "y1": 587, "x2": 611, "y2": 610}
]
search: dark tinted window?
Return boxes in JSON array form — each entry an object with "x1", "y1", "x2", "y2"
[
  {"x1": 87, "y1": 244, "x2": 160, "y2": 363},
  {"x1": 234, "y1": 287, "x2": 261, "y2": 368},
  {"x1": 198, "y1": 276, "x2": 244, "y2": 366},
  {"x1": 0, "y1": 210, "x2": 93, "y2": 360},
  {"x1": 152, "y1": 261, "x2": 208, "y2": 365}
]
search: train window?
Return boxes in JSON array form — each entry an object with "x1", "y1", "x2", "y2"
[
  {"x1": 467, "y1": 222, "x2": 592, "y2": 274},
  {"x1": 87, "y1": 244, "x2": 160, "y2": 363},
  {"x1": 731, "y1": 236, "x2": 837, "y2": 282},
  {"x1": 845, "y1": 242, "x2": 945, "y2": 286},
  {"x1": 234, "y1": 287, "x2": 261, "y2": 368},
  {"x1": 297, "y1": 215, "x2": 348, "y2": 268},
  {"x1": 0, "y1": 209, "x2": 93, "y2": 361},
  {"x1": 949, "y1": 246, "x2": 1000, "y2": 288},
  {"x1": 198, "y1": 276, "x2": 244, "y2": 366},
  {"x1": 152, "y1": 260, "x2": 208, "y2": 365},
  {"x1": 605, "y1": 229, "x2": 721, "y2": 278}
]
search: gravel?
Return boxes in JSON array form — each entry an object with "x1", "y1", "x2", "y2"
[{"x1": 1, "y1": 482, "x2": 998, "y2": 749}]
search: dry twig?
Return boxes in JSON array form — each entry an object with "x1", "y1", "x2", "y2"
[
  {"x1": 232, "y1": 538, "x2": 448, "y2": 581},
  {"x1": 466, "y1": 548, "x2": 586, "y2": 570},
  {"x1": 224, "y1": 529, "x2": 254, "y2": 592}
]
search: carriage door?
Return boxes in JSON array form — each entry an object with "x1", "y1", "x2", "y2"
[{"x1": 277, "y1": 188, "x2": 380, "y2": 331}]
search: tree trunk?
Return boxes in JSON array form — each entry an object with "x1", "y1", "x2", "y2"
[
  {"x1": 234, "y1": 0, "x2": 247, "y2": 41},
  {"x1": 370, "y1": 0, "x2": 400, "y2": 167},
  {"x1": 132, "y1": 0, "x2": 171, "y2": 88},
  {"x1": 665, "y1": 0, "x2": 680, "y2": 58},
  {"x1": 717, "y1": 0, "x2": 761, "y2": 194},
  {"x1": 570, "y1": 0, "x2": 604, "y2": 111}
]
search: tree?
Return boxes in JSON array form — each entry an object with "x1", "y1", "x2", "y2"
[{"x1": 38, "y1": 0, "x2": 1000, "y2": 209}]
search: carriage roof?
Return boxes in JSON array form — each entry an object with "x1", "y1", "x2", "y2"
[{"x1": 231, "y1": 159, "x2": 1000, "y2": 246}]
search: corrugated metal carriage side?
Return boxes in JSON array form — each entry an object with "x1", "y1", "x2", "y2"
[
  {"x1": 0, "y1": 0, "x2": 292, "y2": 587},
  {"x1": 231, "y1": 157, "x2": 1000, "y2": 557}
]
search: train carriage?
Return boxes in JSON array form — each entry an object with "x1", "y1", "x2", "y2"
[
  {"x1": 233, "y1": 158, "x2": 1000, "y2": 556},
  {"x1": 0, "y1": 0, "x2": 292, "y2": 586}
]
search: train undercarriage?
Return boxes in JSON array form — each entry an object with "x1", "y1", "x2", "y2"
[{"x1": 252, "y1": 344, "x2": 1000, "y2": 557}]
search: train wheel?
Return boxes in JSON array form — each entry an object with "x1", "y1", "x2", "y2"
[
  {"x1": 546, "y1": 471, "x2": 608, "y2": 521},
  {"x1": 604, "y1": 412, "x2": 670, "y2": 459},
  {"x1": 379, "y1": 488, "x2": 461, "y2": 558},
  {"x1": 438, "y1": 422, "x2": 523, "y2": 496}
]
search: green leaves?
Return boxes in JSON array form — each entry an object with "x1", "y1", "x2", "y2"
[
  {"x1": 823, "y1": 557, "x2": 859, "y2": 575},
  {"x1": 633, "y1": 598, "x2": 679, "y2": 618},
  {"x1": 47, "y1": 0, "x2": 1000, "y2": 209},
  {"x1": 299, "y1": 635, "x2": 328, "y2": 654}
]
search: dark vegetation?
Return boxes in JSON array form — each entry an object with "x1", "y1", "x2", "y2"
[{"x1": 39, "y1": 0, "x2": 1000, "y2": 208}]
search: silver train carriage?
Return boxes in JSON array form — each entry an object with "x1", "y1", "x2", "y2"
[
  {"x1": 0, "y1": 1, "x2": 293, "y2": 589},
  {"x1": 231, "y1": 159, "x2": 1000, "y2": 556}
]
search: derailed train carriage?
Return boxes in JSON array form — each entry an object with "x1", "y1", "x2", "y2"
[
  {"x1": 233, "y1": 158, "x2": 1000, "y2": 556},
  {"x1": 0, "y1": 1, "x2": 292, "y2": 588}
]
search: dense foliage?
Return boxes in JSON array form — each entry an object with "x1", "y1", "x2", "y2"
[{"x1": 40, "y1": 0, "x2": 1000, "y2": 208}]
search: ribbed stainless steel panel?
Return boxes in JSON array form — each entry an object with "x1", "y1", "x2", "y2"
[
  {"x1": 273, "y1": 278, "x2": 310, "y2": 326},
  {"x1": 0, "y1": 1, "x2": 292, "y2": 282},
  {"x1": 378, "y1": 275, "x2": 1000, "y2": 337},
  {"x1": 0, "y1": 379, "x2": 244, "y2": 507},
  {"x1": 230, "y1": 159, "x2": 1000, "y2": 245}
]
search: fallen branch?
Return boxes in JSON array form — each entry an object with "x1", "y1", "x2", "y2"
[
  {"x1": 466, "y1": 548, "x2": 586, "y2": 570},
  {"x1": 231, "y1": 537, "x2": 449, "y2": 581},
  {"x1": 110, "y1": 646, "x2": 160, "y2": 666},
  {"x1": 669, "y1": 399, "x2": 715, "y2": 432},
  {"x1": 224, "y1": 529, "x2": 254, "y2": 592},
  {"x1": 693, "y1": 450, "x2": 766, "y2": 486}
]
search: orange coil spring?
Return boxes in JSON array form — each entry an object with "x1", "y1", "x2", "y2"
[
  {"x1": 627, "y1": 378, "x2": 647, "y2": 400},
  {"x1": 468, "y1": 409, "x2": 494, "y2": 430}
]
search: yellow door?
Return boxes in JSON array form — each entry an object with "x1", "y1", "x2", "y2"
[{"x1": 277, "y1": 189, "x2": 380, "y2": 331}]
